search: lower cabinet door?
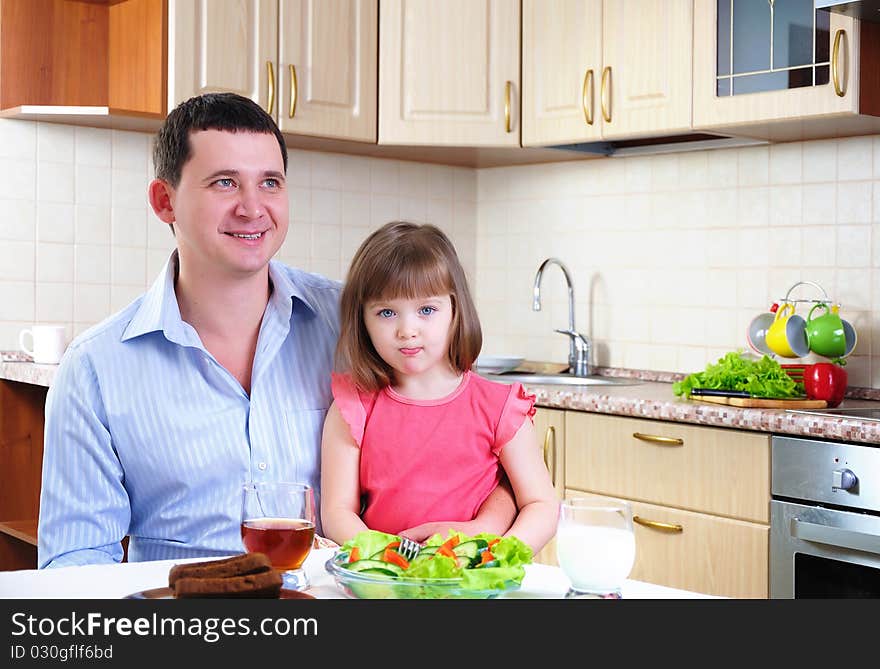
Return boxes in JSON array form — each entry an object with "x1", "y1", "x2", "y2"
[{"x1": 566, "y1": 489, "x2": 768, "y2": 599}]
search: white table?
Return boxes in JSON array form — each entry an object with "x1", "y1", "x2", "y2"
[{"x1": 0, "y1": 548, "x2": 715, "y2": 599}]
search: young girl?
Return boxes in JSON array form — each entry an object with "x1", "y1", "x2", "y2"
[{"x1": 320, "y1": 221, "x2": 558, "y2": 554}]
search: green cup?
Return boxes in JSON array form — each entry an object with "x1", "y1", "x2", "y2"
[{"x1": 805, "y1": 303, "x2": 846, "y2": 358}]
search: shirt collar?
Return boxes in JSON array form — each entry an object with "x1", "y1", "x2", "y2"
[{"x1": 121, "y1": 251, "x2": 318, "y2": 344}]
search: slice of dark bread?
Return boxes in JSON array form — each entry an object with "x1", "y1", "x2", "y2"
[
  {"x1": 173, "y1": 569, "x2": 283, "y2": 599},
  {"x1": 168, "y1": 552, "x2": 272, "y2": 587}
]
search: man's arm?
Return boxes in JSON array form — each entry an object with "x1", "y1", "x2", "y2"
[{"x1": 38, "y1": 350, "x2": 129, "y2": 568}]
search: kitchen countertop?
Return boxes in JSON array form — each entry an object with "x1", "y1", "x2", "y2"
[
  {"x1": 2, "y1": 357, "x2": 879, "y2": 444},
  {"x1": 526, "y1": 378, "x2": 880, "y2": 445}
]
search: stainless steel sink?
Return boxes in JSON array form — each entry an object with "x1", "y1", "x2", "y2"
[{"x1": 480, "y1": 372, "x2": 643, "y2": 387}]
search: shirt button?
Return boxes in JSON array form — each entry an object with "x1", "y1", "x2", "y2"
[{"x1": 258, "y1": 462, "x2": 267, "y2": 471}]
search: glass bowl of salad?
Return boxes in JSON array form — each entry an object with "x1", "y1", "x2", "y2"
[{"x1": 324, "y1": 530, "x2": 531, "y2": 599}]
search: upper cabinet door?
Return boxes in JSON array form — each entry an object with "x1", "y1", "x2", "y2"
[
  {"x1": 379, "y1": 0, "x2": 520, "y2": 146},
  {"x1": 277, "y1": 0, "x2": 377, "y2": 142},
  {"x1": 692, "y1": 0, "x2": 859, "y2": 130},
  {"x1": 169, "y1": 0, "x2": 278, "y2": 115},
  {"x1": 522, "y1": 0, "x2": 603, "y2": 147},
  {"x1": 601, "y1": 0, "x2": 693, "y2": 140}
]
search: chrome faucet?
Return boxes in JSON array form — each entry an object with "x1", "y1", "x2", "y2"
[{"x1": 532, "y1": 258, "x2": 592, "y2": 376}]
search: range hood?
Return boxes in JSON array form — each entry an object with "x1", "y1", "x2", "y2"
[
  {"x1": 815, "y1": 0, "x2": 880, "y2": 22},
  {"x1": 549, "y1": 132, "x2": 767, "y2": 158}
]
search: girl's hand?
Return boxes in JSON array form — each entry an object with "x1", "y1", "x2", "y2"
[{"x1": 400, "y1": 520, "x2": 474, "y2": 543}]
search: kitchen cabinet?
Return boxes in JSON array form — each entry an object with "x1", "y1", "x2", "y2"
[
  {"x1": 564, "y1": 411, "x2": 770, "y2": 598},
  {"x1": 169, "y1": 0, "x2": 377, "y2": 142},
  {"x1": 0, "y1": 381, "x2": 47, "y2": 571},
  {"x1": 533, "y1": 408, "x2": 565, "y2": 566},
  {"x1": 0, "y1": 0, "x2": 166, "y2": 121},
  {"x1": 378, "y1": 0, "x2": 520, "y2": 146},
  {"x1": 522, "y1": 0, "x2": 693, "y2": 146},
  {"x1": 692, "y1": 0, "x2": 880, "y2": 141}
]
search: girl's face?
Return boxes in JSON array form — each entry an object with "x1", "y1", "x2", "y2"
[{"x1": 363, "y1": 294, "x2": 455, "y2": 382}]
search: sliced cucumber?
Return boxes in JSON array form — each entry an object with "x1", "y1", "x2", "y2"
[
  {"x1": 452, "y1": 540, "x2": 482, "y2": 560},
  {"x1": 345, "y1": 559, "x2": 406, "y2": 576}
]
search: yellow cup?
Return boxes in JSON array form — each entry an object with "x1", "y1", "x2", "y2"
[{"x1": 765, "y1": 303, "x2": 809, "y2": 358}]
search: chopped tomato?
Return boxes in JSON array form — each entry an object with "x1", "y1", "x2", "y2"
[
  {"x1": 348, "y1": 546, "x2": 361, "y2": 563},
  {"x1": 382, "y1": 548, "x2": 410, "y2": 570},
  {"x1": 480, "y1": 550, "x2": 495, "y2": 565}
]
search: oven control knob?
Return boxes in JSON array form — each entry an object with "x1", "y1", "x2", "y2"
[{"x1": 832, "y1": 468, "x2": 857, "y2": 491}]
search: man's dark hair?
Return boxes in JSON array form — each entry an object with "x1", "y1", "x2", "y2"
[{"x1": 153, "y1": 92, "x2": 288, "y2": 186}]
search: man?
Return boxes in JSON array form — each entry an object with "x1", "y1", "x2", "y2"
[
  {"x1": 39, "y1": 93, "x2": 516, "y2": 568},
  {"x1": 38, "y1": 93, "x2": 341, "y2": 567}
]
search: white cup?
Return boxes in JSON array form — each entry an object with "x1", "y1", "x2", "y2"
[{"x1": 19, "y1": 325, "x2": 68, "y2": 364}]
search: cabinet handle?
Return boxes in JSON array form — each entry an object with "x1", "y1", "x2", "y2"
[
  {"x1": 832, "y1": 29, "x2": 846, "y2": 97},
  {"x1": 600, "y1": 65, "x2": 611, "y2": 122},
  {"x1": 504, "y1": 81, "x2": 512, "y2": 133},
  {"x1": 633, "y1": 516, "x2": 683, "y2": 533},
  {"x1": 542, "y1": 426, "x2": 556, "y2": 485},
  {"x1": 289, "y1": 64, "x2": 298, "y2": 118},
  {"x1": 632, "y1": 432, "x2": 683, "y2": 446},
  {"x1": 582, "y1": 68, "x2": 594, "y2": 125},
  {"x1": 266, "y1": 60, "x2": 275, "y2": 115}
]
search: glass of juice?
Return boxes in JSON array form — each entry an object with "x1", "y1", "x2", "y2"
[
  {"x1": 556, "y1": 495, "x2": 636, "y2": 599},
  {"x1": 241, "y1": 481, "x2": 316, "y2": 591}
]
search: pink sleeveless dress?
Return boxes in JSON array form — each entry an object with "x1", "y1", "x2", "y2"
[{"x1": 330, "y1": 371, "x2": 536, "y2": 535}]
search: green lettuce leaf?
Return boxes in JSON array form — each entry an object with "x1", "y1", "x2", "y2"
[{"x1": 672, "y1": 350, "x2": 804, "y2": 398}]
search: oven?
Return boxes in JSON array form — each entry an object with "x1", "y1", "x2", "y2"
[{"x1": 770, "y1": 435, "x2": 880, "y2": 598}]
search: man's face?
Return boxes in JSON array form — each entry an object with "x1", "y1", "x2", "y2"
[{"x1": 161, "y1": 129, "x2": 288, "y2": 281}]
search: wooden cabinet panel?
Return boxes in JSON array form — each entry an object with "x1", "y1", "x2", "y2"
[
  {"x1": 565, "y1": 492, "x2": 768, "y2": 599},
  {"x1": 601, "y1": 0, "x2": 693, "y2": 139},
  {"x1": 691, "y1": 0, "x2": 880, "y2": 137},
  {"x1": 169, "y1": 0, "x2": 277, "y2": 113},
  {"x1": 522, "y1": 0, "x2": 692, "y2": 145},
  {"x1": 379, "y1": 0, "x2": 520, "y2": 146},
  {"x1": 565, "y1": 412, "x2": 770, "y2": 523},
  {"x1": 533, "y1": 408, "x2": 565, "y2": 566},
  {"x1": 522, "y1": 0, "x2": 602, "y2": 146},
  {"x1": 278, "y1": 0, "x2": 376, "y2": 141}
]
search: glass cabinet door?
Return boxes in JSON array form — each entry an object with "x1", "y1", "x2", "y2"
[{"x1": 715, "y1": 0, "x2": 830, "y2": 97}]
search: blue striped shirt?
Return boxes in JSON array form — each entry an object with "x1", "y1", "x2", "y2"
[{"x1": 38, "y1": 252, "x2": 341, "y2": 568}]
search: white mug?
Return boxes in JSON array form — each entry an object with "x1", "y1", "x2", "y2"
[{"x1": 20, "y1": 325, "x2": 68, "y2": 364}]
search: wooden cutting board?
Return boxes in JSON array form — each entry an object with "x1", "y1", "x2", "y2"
[{"x1": 691, "y1": 395, "x2": 827, "y2": 409}]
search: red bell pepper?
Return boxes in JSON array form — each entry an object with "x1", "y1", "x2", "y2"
[
  {"x1": 436, "y1": 544, "x2": 457, "y2": 559},
  {"x1": 487, "y1": 538, "x2": 500, "y2": 548},
  {"x1": 348, "y1": 546, "x2": 360, "y2": 563},
  {"x1": 382, "y1": 548, "x2": 410, "y2": 570},
  {"x1": 804, "y1": 362, "x2": 848, "y2": 408},
  {"x1": 480, "y1": 550, "x2": 495, "y2": 565},
  {"x1": 439, "y1": 536, "x2": 460, "y2": 552}
]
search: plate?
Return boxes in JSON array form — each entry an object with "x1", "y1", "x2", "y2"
[
  {"x1": 325, "y1": 553, "x2": 520, "y2": 600},
  {"x1": 474, "y1": 355, "x2": 524, "y2": 374},
  {"x1": 124, "y1": 587, "x2": 315, "y2": 599}
]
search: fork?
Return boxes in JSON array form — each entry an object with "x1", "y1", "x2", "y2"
[{"x1": 397, "y1": 536, "x2": 422, "y2": 561}]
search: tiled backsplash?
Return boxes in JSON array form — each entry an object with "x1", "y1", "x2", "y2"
[
  {"x1": 476, "y1": 137, "x2": 879, "y2": 389},
  {"x1": 0, "y1": 119, "x2": 477, "y2": 350},
  {"x1": 1, "y1": 119, "x2": 877, "y2": 389}
]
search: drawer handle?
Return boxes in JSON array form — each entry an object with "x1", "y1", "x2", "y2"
[
  {"x1": 633, "y1": 516, "x2": 683, "y2": 533},
  {"x1": 632, "y1": 432, "x2": 683, "y2": 446},
  {"x1": 542, "y1": 426, "x2": 556, "y2": 485}
]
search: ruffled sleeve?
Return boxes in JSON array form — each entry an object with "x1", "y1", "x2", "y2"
[
  {"x1": 493, "y1": 382, "x2": 537, "y2": 454},
  {"x1": 330, "y1": 373, "x2": 368, "y2": 447}
]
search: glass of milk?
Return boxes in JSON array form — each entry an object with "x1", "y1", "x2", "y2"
[{"x1": 556, "y1": 496, "x2": 636, "y2": 599}]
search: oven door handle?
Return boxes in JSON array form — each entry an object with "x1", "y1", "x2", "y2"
[{"x1": 791, "y1": 518, "x2": 880, "y2": 556}]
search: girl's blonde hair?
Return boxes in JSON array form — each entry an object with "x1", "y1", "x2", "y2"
[{"x1": 336, "y1": 221, "x2": 482, "y2": 391}]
